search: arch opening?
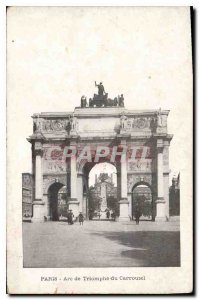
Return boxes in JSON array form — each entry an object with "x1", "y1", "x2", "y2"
[
  {"x1": 132, "y1": 183, "x2": 153, "y2": 221},
  {"x1": 48, "y1": 182, "x2": 68, "y2": 221},
  {"x1": 83, "y1": 162, "x2": 118, "y2": 220}
]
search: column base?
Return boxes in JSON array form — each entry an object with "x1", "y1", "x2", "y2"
[
  {"x1": 31, "y1": 200, "x2": 45, "y2": 223},
  {"x1": 155, "y1": 197, "x2": 166, "y2": 221},
  {"x1": 68, "y1": 199, "x2": 80, "y2": 218},
  {"x1": 155, "y1": 216, "x2": 168, "y2": 222},
  {"x1": 118, "y1": 216, "x2": 131, "y2": 222},
  {"x1": 119, "y1": 198, "x2": 130, "y2": 221}
]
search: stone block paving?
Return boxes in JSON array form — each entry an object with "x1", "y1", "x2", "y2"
[{"x1": 23, "y1": 220, "x2": 180, "y2": 268}]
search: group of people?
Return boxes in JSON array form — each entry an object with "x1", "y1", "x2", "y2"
[
  {"x1": 67, "y1": 210, "x2": 84, "y2": 226},
  {"x1": 106, "y1": 210, "x2": 117, "y2": 221},
  {"x1": 95, "y1": 209, "x2": 116, "y2": 221},
  {"x1": 66, "y1": 208, "x2": 141, "y2": 225}
]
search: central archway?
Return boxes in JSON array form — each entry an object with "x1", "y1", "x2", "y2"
[{"x1": 83, "y1": 161, "x2": 118, "y2": 220}]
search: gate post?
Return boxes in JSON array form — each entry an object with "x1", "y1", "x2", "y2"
[
  {"x1": 68, "y1": 140, "x2": 79, "y2": 218},
  {"x1": 155, "y1": 139, "x2": 166, "y2": 221},
  {"x1": 118, "y1": 140, "x2": 129, "y2": 221},
  {"x1": 32, "y1": 145, "x2": 45, "y2": 223}
]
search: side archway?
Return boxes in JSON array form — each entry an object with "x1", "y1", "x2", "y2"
[
  {"x1": 48, "y1": 182, "x2": 65, "y2": 221},
  {"x1": 131, "y1": 182, "x2": 154, "y2": 221}
]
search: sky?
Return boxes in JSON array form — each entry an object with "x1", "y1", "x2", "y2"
[{"x1": 7, "y1": 7, "x2": 192, "y2": 186}]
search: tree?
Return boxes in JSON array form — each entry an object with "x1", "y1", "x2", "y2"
[
  {"x1": 133, "y1": 195, "x2": 152, "y2": 219},
  {"x1": 58, "y1": 193, "x2": 69, "y2": 217},
  {"x1": 88, "y1": 187, "x2": 101, "y2": 212},
  {"x1": 107, "y1": 196, "x2": 119, "y2": 216}
]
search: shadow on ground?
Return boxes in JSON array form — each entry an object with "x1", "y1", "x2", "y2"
[{"x1": 90, "y1": 230, "x2": 180, "y2": 267}]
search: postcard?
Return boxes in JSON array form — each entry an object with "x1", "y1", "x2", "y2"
[{"x1": 7, "y1": 6, "x2": 193, "y2": 294}]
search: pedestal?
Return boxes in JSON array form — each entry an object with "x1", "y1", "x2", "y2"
[
  {"x1": 32, "y1": 200, "x2": 45, "y2": 223},
  {"x1": 156, "y1": 197, "x2": 166, "y2": 221},
  {"x1": 118, "y1": 198, "x2": 130, "y2": 221},
  {"x1": 118, "y1": 139, "x2": 129, "y2": 221},
  {"x1": 155, "y1": 141, "x2": 166, "y2": 221},
  {"x1": 99, "y1": 206, "x2": 108, "y2": 219},
  {"x1": 77, "y1": 174, "x2": 83, "y2": 213},
  {"x1": 68, "y1": 199, "x2": 80, "y2": 218}
]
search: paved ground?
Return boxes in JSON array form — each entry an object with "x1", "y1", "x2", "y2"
[{"x1": 23, "y1": 219, "x2": 180, "y2": 268}]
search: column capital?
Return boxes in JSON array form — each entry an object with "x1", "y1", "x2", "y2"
[
  {"x1": 69, "y1": 136, "x2": 79, "y2": 144},
  {"x1": 77, "y1": 172, "x2": 84, "y2": 176},
  {"x1": 157, "y1": 138, "x2": 163, "y2": 149},
  {"x1": 35, "y1": 149, "x2": 43, "y2": 156},
  {"x1": 119, "y1": 197, "x2": 129, "y2": 204},
  {"x1": 157, "y1": 146, "x2": 164, "y2": 153},
  {"x1": 156, "y1": 197, "x2": 166, "y2": 204},
  {"x1": 33, "y1": 200, "x2": 45, "y2": 205},
  {"x1": 163, "y1": 140, "x2": 170, "y2": 147},
  {"x1": 120, "y1": 138, "x2": 127, "y2": 145},
  {"x1": 68, "y1": 198, "x2": 79, "y2": 203},
  {"x1": 34, "y1": 141, "x2": 43, "y2": 156}
]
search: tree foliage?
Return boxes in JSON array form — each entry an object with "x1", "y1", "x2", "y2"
[{"x1": 133, "y1": 195, "x2": 152, "y2": 218}]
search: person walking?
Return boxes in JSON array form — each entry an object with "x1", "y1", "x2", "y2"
[
  {"x1": 111, "y1": 211, "x2": 116, "y2": 221},
  {"x1": 106, "y1": 210, "x2": 110, "y2": 219},
  {"x1": 78, "y1": 212, "x2": 84, "y2": 225},
  {"x1": 67, "y1": 210, "x2": 74, "y2": 225},
  {"x1": 135, "y1": 206, "x2": 141, "y2": 225}
]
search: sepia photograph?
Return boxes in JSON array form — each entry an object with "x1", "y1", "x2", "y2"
[{"x1": 6, "y1": 5, "x2": 193, "y2": 294}]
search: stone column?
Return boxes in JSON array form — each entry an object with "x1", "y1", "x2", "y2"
[
  {"x1": 156, "y1": 139, "x2": 166, "y2": 221},
  {"x1": 32, "y1": 146, "x2": 44, "y2": 223},
  {"x1": 119, "y1": 140, "x2": 129, "y2": 221},
  {"x1": 127, "y1": 192, "x2": 132, "y2": 220},
  {"x1": 164, "y1": 174, "x2": 170, "y2": 220},
  {"x1": 117, "y1": 170, "x2": 121, "y2": 201},
  {"x1": 71, "y1": 152, "x2": 77, "y2": 199},
  {"x1": 42, "y1": 194, "x2": 49, "y2": 220},
  {"x1": 82, "y1": 192, "x2": 87, "y2": 218},
  {"x1": 77, "y1": 173, "x2": 83, "y2": 213},
  {"x1": 163, "y1": 140, "x2": 170, "y2": 221},
  {"x1": 68, "y1": 142, "x2": 79, "y2": 217}
]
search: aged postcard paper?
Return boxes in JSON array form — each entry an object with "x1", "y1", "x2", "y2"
[{"x1": 7, "y1": 6, "x2": 193, "y2": 294}]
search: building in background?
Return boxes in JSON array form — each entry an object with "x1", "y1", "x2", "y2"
[
  {"x1": 22, "y1": 173, "x2": 33, "y2": 217},
  {"x1": 88, "y1": 173, "x2": 118, "y2": 215},
  {"x1": 169, "y1": 173, "x2": 180, "y2": 216},
  {"x1": 92, "y1": 173, "x2": 117, "y2": 200}
]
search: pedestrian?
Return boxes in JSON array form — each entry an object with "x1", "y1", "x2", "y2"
[
  {"x1": 78, "y1": 212, "x2": 84, "y2": 225},
  {"x1": 67, "y1": 210, "x2": 70, "y2": 225},
  {"x1": 68, "y1": 210, "x2": 74, "y2": 225},
  {"x1": 111, "y1": 211, "x2": 116, "y2": 221},
  {"x1": 106, "y1": 210, "x2": 110, "y2": 219},
  {"x1": 135, "y1": 206, "x2": 141, "y2": 225}
]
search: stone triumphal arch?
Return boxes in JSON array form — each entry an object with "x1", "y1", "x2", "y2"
[{"x1": 28, "y1": 96, "x2": 173, "y2": 222}]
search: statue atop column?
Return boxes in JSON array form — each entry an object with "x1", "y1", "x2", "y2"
[
  {"x1": 91, "y1": 81, "x2": 108, "y2": 107},
  {"x1": 70, "y1": 113, "x2": 78, "y2": 135},
  {"x1": 79, "y1": 82, "x2": 125, "y2": 108},
  {"x1": 95, "y1": 81, "x2": 106, "y2": 96},
  {"x1": 118, "y1": 94, "x2": 124, "y2": 107},
  {"x1": 81, "y1": 95, "x2": 87, "y2": 108},
  {"x1": 156, "y1": 107, "x2": 167, "y2": 133},
  {"x1": 157, "y1": 108, "x2": 163, "y2": 127},
  {"x1": 33, "y1": 114, "x2": 43, "y2": 133},
  {"x1": 120, "y1": 111, "x2": 128, "y2": 132}
]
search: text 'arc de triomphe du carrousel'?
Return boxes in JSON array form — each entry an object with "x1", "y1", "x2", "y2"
[{"x1": 27, "y1": 82, "x2": 173, "y2": 222}]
